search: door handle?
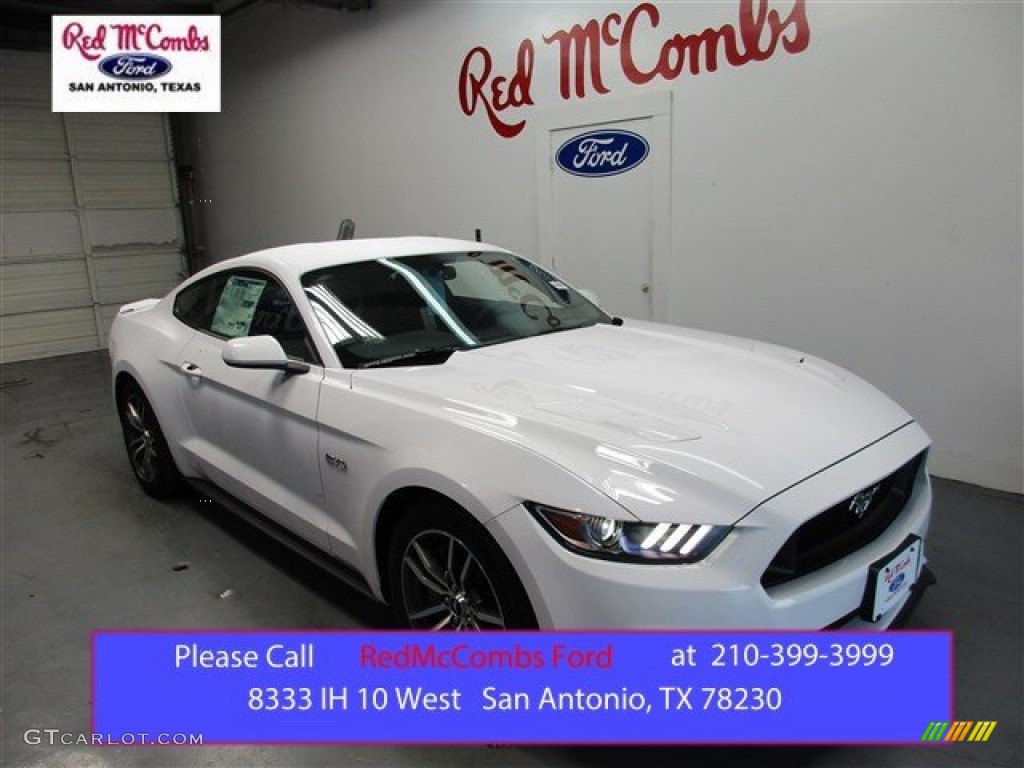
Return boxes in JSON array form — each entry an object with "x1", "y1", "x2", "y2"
[{"x1": 180, "y1": 361, "x2": 203, "y2": 378}]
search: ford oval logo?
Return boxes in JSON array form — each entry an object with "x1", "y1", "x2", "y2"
[
  {"x1": 98, "y1": 54, "x2": 173, "y2": 80},
  {"x1": 556, "y1": 129, "x2": 650, "y2": 178},
  {"x1": 888, "y1": 573, "x2": 906, "y2": 594}
]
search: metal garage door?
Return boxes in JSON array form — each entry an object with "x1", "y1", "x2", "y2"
[{"x1": 1, "y1": 50, "x2": 186, "y2": 363}]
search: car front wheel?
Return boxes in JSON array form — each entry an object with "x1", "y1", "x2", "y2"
[{"x1": 389, "y1": 504, "x2": 536, "y2": 630}]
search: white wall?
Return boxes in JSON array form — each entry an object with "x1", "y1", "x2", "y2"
[{"x1": 192, "y1": 0, "x2": 1023, "y2": 494}]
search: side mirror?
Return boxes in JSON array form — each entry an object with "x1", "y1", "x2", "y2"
[
  {"x1": 579, "y1": 288, "x2": 600, "y2": 306},
  {"x1": 222, "y1": 335, "x2": 310, "y2": 374}
]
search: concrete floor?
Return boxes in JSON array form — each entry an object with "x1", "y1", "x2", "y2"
[{"x1": 2, "y1": 350, "x2": 1021, "y2": 768}]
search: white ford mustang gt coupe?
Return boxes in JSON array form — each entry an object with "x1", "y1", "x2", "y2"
[{"x1": 110, "y1": 237, "x2": 934, "y2": 630}]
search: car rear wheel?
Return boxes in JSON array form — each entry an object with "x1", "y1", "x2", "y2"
[
  {"x1": 117, "y1": 379, "x2": 182, "y2": 498},
  {"x1": 389, "y1": 504, "x2": 536, "y2": 630}
]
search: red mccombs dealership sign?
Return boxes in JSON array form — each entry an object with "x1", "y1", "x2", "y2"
[
  {"x1": 52, "y1": 16, "x2": 221, "y2": 112},
  {"x1": 458, "y1": 1, "x2": 811, "y2": 138}
]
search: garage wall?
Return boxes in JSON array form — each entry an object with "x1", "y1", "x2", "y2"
[
  {"x1": 0, "y1": 50, "x2": 186, "y2": 363},
  {"x1": 189, "y1": 1, "x2": 1023, "y2": 494}
]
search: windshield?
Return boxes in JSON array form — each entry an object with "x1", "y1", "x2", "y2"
[{"x1": 301, "y1": 251, "x2": 610, "y2": 368}]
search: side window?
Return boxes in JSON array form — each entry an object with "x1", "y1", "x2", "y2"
[
  {"x1": 210, "y1": 275, "x2": 268, "y2": 338},
  {"x1": 175, "y1": 271, "x2": 320, "y2": 365},
  {"x1": 173, "y1": 273, "x2": 228, "y2": 331},
  {"x1": 246, "y1": 279, "x2": 320, "y2": 364}
]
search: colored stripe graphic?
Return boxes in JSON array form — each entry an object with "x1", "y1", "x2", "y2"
[
  {"x1": 921, "y1": 721, "x2": 996, "y2": 742},
  {"x1": 968, "y1": 722, "x2": 997, "y2": 742},
  {"x1": 946, "y1": 721, "x2": 972, "y2": 741}
]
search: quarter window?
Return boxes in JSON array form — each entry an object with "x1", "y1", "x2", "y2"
[{"x1": 173, "y1": 273, "x2": 227, "y2": 331}]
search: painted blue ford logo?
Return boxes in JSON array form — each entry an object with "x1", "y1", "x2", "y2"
[
  {"x1": 556, "y1": 129, "x2": 649, "y2": 178},
  {"x1": 98, "y1": 54, "x2": 172, "y2": 80},
  {"x1": 888, "y1": 573, "x2": 906, "y2": 593}
]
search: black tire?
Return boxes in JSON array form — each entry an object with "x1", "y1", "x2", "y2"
[
  {"x1": 117, "y1": 378, "x2": 183, "y2": 498},
  {"x1": 388, "y1": 502, "x2": 537, "y2": 630}
]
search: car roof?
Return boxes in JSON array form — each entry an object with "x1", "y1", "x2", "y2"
[{"x1": 210, "y1": 236, "x2": 512, "y2": 278}]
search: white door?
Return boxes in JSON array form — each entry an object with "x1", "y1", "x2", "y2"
[
  {"x1": 537, "y1": 93, "x2": 672, "y2": 322},
  {"x1": 176, "y1": 271, "x2": 329, "y2": 550},
  {"x1": 1, "y1": 50, "x2": 185, "y2": 363}
]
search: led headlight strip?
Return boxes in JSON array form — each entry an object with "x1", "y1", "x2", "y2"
[{"x1": 527, "y1": 503, "x2": 729, "y2": 564}]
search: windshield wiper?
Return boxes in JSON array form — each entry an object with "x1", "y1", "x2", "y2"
[{"x1": 360, "y1": 345, "x2": 465, "y2": 369}]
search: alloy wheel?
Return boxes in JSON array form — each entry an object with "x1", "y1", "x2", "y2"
[
  {"x1": 123, "y1": 393, "x2": 159, "y2": 483},
  {"x1": 400, "y1": 530, "x2": 506, "y2": 630}
]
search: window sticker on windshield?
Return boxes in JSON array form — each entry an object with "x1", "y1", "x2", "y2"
[{"x1": 211, "y1": 276, "x2": 267, "y2": 337}]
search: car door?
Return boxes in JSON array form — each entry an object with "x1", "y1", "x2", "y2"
[{"x1": 175, "y1": 269, "x2": 329, "y2": 549}]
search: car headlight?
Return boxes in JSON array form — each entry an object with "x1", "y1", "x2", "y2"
[{"x1": 526, "y1": 502, "x2": 730, "y2": 564}]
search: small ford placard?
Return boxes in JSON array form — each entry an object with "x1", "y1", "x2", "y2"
[{"x1": 555, "y1": 129, "x2": 650, "y2": 178}]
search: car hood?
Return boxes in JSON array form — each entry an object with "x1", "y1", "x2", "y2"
[{"x1": 353, "y1": 322, "x2": 913, "y2": 525}]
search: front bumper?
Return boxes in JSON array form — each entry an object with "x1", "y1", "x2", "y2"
[{"x1": 487, "y1": 423, "x2": 933, "y2": 630}]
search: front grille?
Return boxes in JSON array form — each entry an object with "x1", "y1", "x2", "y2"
[{"x1": 761, "y1": 452, "x2": 925, "y2": 589}]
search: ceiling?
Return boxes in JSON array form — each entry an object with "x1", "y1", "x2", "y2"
[{"x1": 0, "y1": 0, "x2": 372, "y2": 51}]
